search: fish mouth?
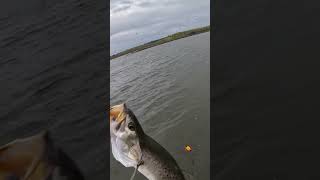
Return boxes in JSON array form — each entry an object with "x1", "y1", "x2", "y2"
[{"x1": 110, "y1": 103, "x2": 128, "y2": 124}]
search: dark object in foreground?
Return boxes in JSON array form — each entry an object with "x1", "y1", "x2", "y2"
[
  {"x1": 0, "y1": 131, "x2": 84, "y2": 180},
  {"x1": 110, "y1": 103, "x2": 185, "y2": 180}
]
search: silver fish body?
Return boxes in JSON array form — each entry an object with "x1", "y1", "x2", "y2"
[{"x1": 110, "y1": 103, "x2": 185, "y2": 180}]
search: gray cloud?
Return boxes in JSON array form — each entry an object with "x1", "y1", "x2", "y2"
[{"x1": 110, "y1": 0, "x2": 210, "y2": 55}]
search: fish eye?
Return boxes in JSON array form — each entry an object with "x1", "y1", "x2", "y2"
[{"x1": 128, "y1": 122, "x2": 135, "y2": 131}]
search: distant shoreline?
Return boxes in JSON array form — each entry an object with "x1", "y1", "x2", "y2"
[{"x1": 110, "y1": 25, "x2": 210, "y2": 60}]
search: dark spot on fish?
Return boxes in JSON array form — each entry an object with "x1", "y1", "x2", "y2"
[{"x1": 115, "y1": 121, "x2": 122, "y2": 131}]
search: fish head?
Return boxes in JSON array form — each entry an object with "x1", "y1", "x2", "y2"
[{"x1": 110, "y1": 103, "x2": 143, "y2": 168}]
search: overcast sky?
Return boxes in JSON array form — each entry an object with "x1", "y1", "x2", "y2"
[{"x1": 110, "y1": 0, "x2": 210, "y2": 55}]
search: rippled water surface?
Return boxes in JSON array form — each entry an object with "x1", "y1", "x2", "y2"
[
  {"x1": 0, "y1": 1, "x2": 108, "y2": 179},
  {"x1": 110, "y1": 32, "x2": 210, "y2": 180}
]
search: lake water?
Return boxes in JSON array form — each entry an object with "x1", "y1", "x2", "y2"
[
  {"x1": 0, "y1": 0, "x2": 108, "y2": 179},
  {"x1": 110, "y1": 32, "x2": 210, "y2": 180}
]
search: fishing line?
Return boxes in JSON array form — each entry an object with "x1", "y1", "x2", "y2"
[
  {"x1": 130, "y1": 166, "x2": 139, "y2": 180},
  {"x1": 130, "y1": 154, "x2": 144, "y2": 180}
]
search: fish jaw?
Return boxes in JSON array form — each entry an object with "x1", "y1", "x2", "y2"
[
  {"x1": 110, "y1": 103, "x2": 127, "y2": 124},
  {"x1": 110, "y1": 136, "x2": 139, "y2": 168},
  {"x1": 110, "y1": 118, "x2": 141, "y2": 168}
]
